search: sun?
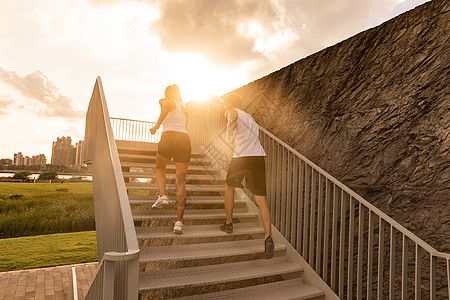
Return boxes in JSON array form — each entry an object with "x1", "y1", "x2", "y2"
[{"x1": 165, "y1": 53, "x2": 248, "y2": 103}]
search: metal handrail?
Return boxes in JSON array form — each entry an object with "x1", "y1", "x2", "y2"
[
  {"x1": 83, "y1": 77, "x2": 140, "y2": 299},
  {"x1": 259, "y1": 126, "x2": 450, "y2": 260},
  {"x1": 185, "y1": 97, "x2": 450, "y2": 299},
  {"x1": 110, "y1": 117, "x2": 162, "y2": 143}
]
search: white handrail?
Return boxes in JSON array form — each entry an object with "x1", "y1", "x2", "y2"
[{"x1": 83, "y1": 77, "x2": 140, "y2": 299}]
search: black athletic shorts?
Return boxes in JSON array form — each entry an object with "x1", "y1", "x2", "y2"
[
  {"x1": 157, "y1": 131, "x2": 191, "y2": 163},
  {"x1": 226, "y1": 156, "x2": 267, "y2": 196}
]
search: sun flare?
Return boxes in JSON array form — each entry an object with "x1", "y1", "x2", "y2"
[{"x1": 164, "y1": 53, "x2": 248, "y2": 103}]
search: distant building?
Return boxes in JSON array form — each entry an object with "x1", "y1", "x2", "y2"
[
  {"x1": 75, "y1": 140, "x2": 84, "y2": 166},
  {"x1": 32, "y1": 154, "x2": 47, "y2": 166},
  {"x1": 0, "y1": 158, "x2": 13, "y2": 166},
  {"x1": 51, "y1": 136, "x2": 76, "y2": 167},
  {"x1": 23, "y1": 156, "x2": 32, "y2": 166},
  {"x1": 13, "y1": 152, "x2": 24, "y2": 166}
]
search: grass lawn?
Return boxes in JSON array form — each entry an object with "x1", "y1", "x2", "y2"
[
  {"x1": 0, "y1": 231, "x2": 97, "y2": 272},
  {"x1": 0, "y1": 182, "x2": 94, "y2": 238}
]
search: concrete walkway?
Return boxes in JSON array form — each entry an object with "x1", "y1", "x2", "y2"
[{"x1": 0, "y1": 262, "x2": 98, "y2": 300}]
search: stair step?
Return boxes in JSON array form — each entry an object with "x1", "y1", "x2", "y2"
[
  {"x1": 123, "y1": 172, "x2": 225, "y2": 182},
  {"x1": 171, "y1": 278, "x2": 324, "y2": 300},
  {"x1": 139, "y1": 257, "x2": 303, "y2": 294},
  {"x1": 136, "y1": 223, "x2": 264, "y2": 246},
  {"x1": 120, "y1": 162, "x2": 222, "y2": 174},
  {"x1": 116, "y1": 141, "x2": 206, "y2": 157},
  {"x1": 119, "y1": 153, "x2": 212, "y2": 165},
  {"x1": 132, "y1": 209, "x2": 257, "y2": 223},
  {"x1": 126, "y1": 183, "x2": 226, "y2": 192},
  {"x1": 129, "y1": 195, "x2": 246, "y2": 208},
  {"x1": 140, "y1": 239, "x2": 286, "y2": 265}
]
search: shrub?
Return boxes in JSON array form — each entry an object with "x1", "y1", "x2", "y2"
[
  {"x1": 38, "y1": 171, "x2": 58, "y2": 180},
  {"x1": 12, "y1": 171, "x2": 32, "y2": 180}
]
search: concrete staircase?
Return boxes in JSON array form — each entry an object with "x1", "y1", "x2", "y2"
[{"x1": 117, "y1": 140, "x2": 325, "y2": 300}]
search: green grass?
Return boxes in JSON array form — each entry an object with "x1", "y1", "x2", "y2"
[
  {"x1": 0, "y1": 231, "x2": 97, "y2": 272},
  {"x1": 0, "y1": 182, "x2": 95, "y2": 238}
]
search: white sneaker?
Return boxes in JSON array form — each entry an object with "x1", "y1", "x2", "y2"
[
  {"x1": 173, "y1": 221, "x2": 183, "y2": 234},
  {"x1": 152, "y1": 194, "x2": 170, "y2": 208}
]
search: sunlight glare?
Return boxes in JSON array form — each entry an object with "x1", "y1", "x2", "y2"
[{"x1": 165, "y1": 53, "x2": 248, "y2": 103}]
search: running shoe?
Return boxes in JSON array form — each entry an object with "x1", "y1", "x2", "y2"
[
  {"x1": 173, "y1": 221, "x2": 183, "y2": 234},
  {"x1": 152, "y1": 194, "x2": 170, "y2": 208},
  {"x1": 220, "y1": 222, "x2": 233, "y2": 233},
  {"x1": 265, "y1": 235, "x2": 274, "y2": 259}
]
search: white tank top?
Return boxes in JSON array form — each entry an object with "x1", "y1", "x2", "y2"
[
  {"x1": 233, "y1": 109, "x2": 266, "y2": 158},
  {"x1": 162, "y1": 101, "x2": 188, "y2": 134}
]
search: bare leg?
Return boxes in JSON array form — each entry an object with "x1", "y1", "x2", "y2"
[
  {"x1": 254, "y1": 195, "x2": 272, "y2": 238},
  {"x1": 224, "y1": 184, "x2": 235, "y2": 223},
  {"x1": 155, "y1": 154, "x2": 170, "y2": 196},
  {"x1": 175, "y1": 162, "x2": 188, "y2": 221}
]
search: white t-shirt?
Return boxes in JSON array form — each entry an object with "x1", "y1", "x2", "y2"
[{"x1": 232, "y1": 109, "x2": 266, "y2": 158}]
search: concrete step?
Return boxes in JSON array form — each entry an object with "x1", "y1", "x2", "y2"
[
  {"x1": 120, "y1": 162, "x2": 222, "y2": 175},
  {"x1": 116, "y1": 140, "x2": 207, "y2": 158},
  {"x1": 119, "y1": 153, "x2": 212, "y2": 166},
  {"x1": 129, "y1": 195, "x2": 246, "y2": 210},
  {"x1": 123, "y1": 172, "x2": 225, "y2": 183},
  {"x1": 171, "y1": 278, "x2": 325, "y2": 300},
  {"x1": 139, "y1": 239, "x2": 287, "y2": 271},
  {"x1": 126, "y1": 183, "x2": 226, "y2": 193},
  {"x1": 138, "y1": 257, "x2": 304, "y2": 299},
  {"x1": 129, "y1": 195, "x2": 247, "y2": 210},
  {"x1": 132, "y1": 208, "x2": 258, "y2": 226},
  {"x1": 136, "y1": 223, "x2": 264, "y2": 247}
]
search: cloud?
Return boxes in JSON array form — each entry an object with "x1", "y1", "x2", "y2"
[
  {"x1": 0, "y1": 66, "x2": 84, "y2": 120},
  {"x1": 0, "y1": 96, "x2": 14, "y2": 115},
  {"x1": 150, "y1": 0, "x2": 281, "y2": 66}
]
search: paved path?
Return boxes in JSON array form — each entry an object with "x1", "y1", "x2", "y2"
[{"x1": 0, "y1": 262, "x2": 98, "y2": 300}]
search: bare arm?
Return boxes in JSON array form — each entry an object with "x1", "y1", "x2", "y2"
[
  {"x1": 225, "y1": 109, "x2": 238, "y2": 143},
  {"x1": 150, "y1": 100, "x2": 176, "y2": 134}
]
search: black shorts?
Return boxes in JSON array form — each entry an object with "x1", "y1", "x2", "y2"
[
  {"x1": 157, "y1": 131, "x2": 191, "y2": 163},
  {"x1": 226, "y1": 156, "x2": 267, "y2": 196}
]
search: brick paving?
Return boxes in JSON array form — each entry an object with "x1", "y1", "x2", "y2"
[{"x1": 0, "y1": 262, "x2": 98, "y2": 300}]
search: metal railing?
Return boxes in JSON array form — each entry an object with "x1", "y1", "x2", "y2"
[
  {"x1": 110, "y1": 117, "x2": 162, "y2": 143},
  {"x1": 186, "y1": 98, "x2": 450, "y2": 299},
  {"x1": 82, "y1": 77, "x2": 140, "y2": 300}
]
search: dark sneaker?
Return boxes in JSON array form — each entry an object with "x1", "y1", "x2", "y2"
[
  {"x1": 220, "y1": 222, "x2": 233, "y2": 233},
  {"x1": 265, "y1": 235, "x2": 274, "y2": 259}
]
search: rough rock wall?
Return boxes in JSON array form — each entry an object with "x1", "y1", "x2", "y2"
[{"x1": 231, "y1": 0, "x2": 449, "y2": 251}]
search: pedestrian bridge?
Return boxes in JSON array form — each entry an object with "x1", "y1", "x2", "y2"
[{"x1": 74, "y1": 77, "x2": 450, "y2": 299}]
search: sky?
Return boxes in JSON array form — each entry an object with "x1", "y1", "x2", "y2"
[{"x1": 0, "y1": 0, "x2": 429, "y2": 161}]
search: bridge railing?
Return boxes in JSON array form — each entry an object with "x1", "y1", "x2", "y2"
[
  {"x1": 186, "y1": 98, "x2": 450, "y2": 300},
  {"x1": 82, "y1": 77, "x2": 140, "y2": 300}
]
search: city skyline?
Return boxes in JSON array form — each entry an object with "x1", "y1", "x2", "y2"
[{"x1": 0, "y1": 0, "x2": 428, "y2": 160}]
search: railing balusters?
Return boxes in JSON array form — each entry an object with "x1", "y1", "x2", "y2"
[
  {"x1": 316, "y1": 174, "x2": 324, "y2": 275},
  {"x1": 281, "y1": 147, "x2": 287, "y2": 235},
  {"x1": 378, "y1": 217, "x2": 385, "y2": 300},
  {"x1": 367, "y1": 210, "x2": 374, "y2": 300},
  {"x1": 297, "y1": 160, "x2": 305, "y2": 252},
  {"x1": 390, "y1": 226, "x2": 396, "y2": 299},
  {"x1": 347, "y1": 196, "x2": 355, "y2": 300},
  {"x1": 357, "y1": 203, "x2": 365, "y2": 299},
  {"x1": 415, "y1": 244, "x2": 421, "y2": 300},
  {"x1": 331, "y1": 184, "x2": 338, "y2": 291},
  {"x1": 303, "y1": 165, "x2": 311, "y2": 260},
  {"x1": 310, "y1": 169, "x2": 317, "y2": 266},
  {"x1": 430, "y1": 254, "x2": 436, "y2": 300},
  {"x1": 339, "y1": 190, "x2": 346, "y2": 298},
  {"x1": 402, "y1": 235, "x2": 408, "y2": 299},
  {"x1": 291, "y1": 156, "x2": 299, "y2": 245},
  {"x1": 323, "y1": 179, "x2": 331, "y2": 283},
  {"x1": 286, "y1": 152, "x2": 293, "y2": 241}
]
